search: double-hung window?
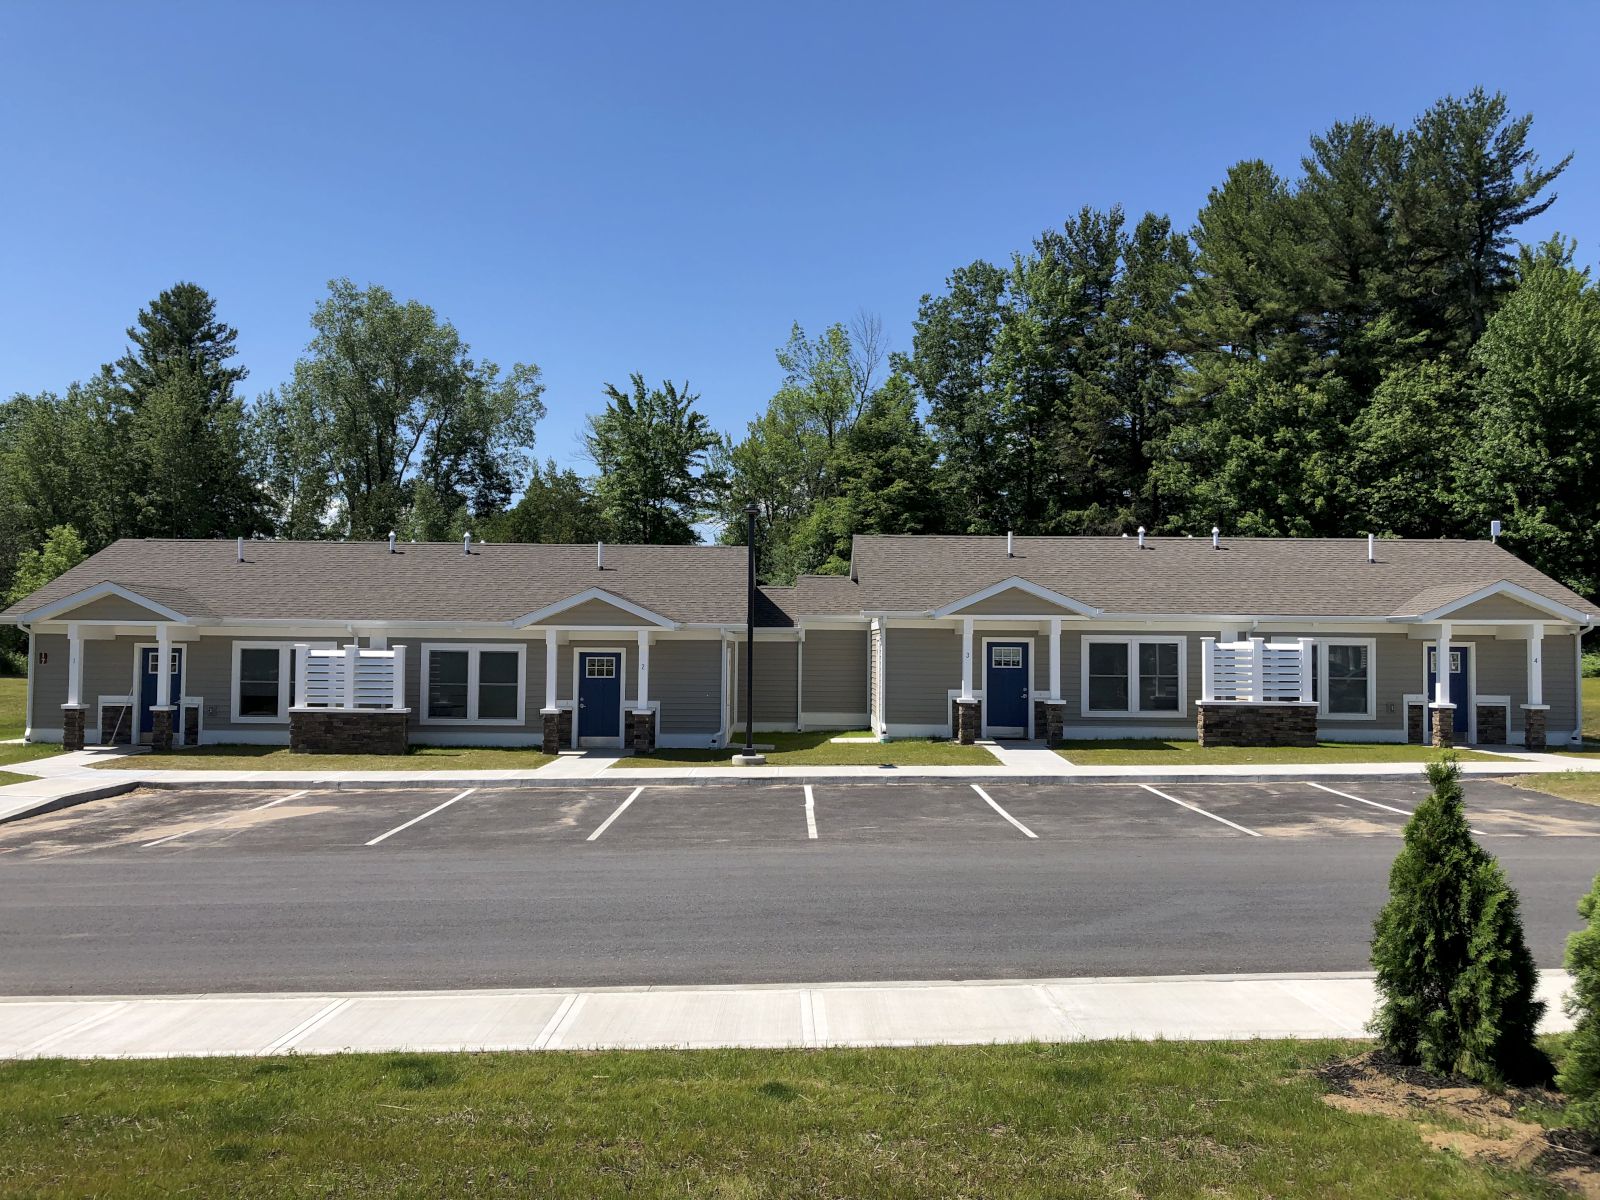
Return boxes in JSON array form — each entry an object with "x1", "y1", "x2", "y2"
[
  {"x1": 422, "y1": 644, "x2": 525, "y2": 724},
  {"x1": 1082, "y1": 636, "x2": 1185, "y2": 716},
  {"x1": 231, "y1": 641, "x2": 331, "y2": 723},
  {"x1": 1317, "y1": 638, "x2": 1375, "y2": 719}
]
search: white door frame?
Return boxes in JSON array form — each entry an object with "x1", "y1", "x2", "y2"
[
  {"x1": 131, "y1": 641, "x2": 187, "y2": 745},
  {"x1": 980, "y1": 635, "x2": 1032, "y2": 739},
  {"x1": 572, "y1": 645, "x2": 626, "y2": 748}
]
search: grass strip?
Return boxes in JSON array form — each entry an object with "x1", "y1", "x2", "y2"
[
  {"x1": 1056, "y1": 739, "x2": 1506, "y2": 766},
  {"x1": 93, "y1": 745, "x2": 557, "y2": 771}
]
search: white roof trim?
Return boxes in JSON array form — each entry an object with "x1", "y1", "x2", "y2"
[
  {"x1": 511, "y1": 587, "x2": 678, "y2": 629},
  {"x1": 9, "y1": 581, "x2": 193, "y2": 624},
  {"x1": 930, "y1": 577, "x2": 1100, "y2": 618},
  {"x1": 1407, "y1": 580, "x2": 1591, "y2": 624}
]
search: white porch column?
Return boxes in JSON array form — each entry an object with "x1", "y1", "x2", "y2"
[
  {"x1": 959, "y1": 618, "x2": 975, "y2": 700},
  {"x1": 1048, "y1": 618, "x2": 1062, "y2": 700},
  {"x1": 391, "y1": 646, "x2": 406, "y2": 710},
  {"x1": 66, "y1": 622, "x2": 83, "y2": 708},
  {"x1": 543, "y1": 628, "x2": 559, "y2": 711},
  {"x1": 1433, "y1": 622, "x2": 1453, "y2": 707},
  {"x1": 1200, "y1": 637, "x2": 1215, "y2": 702},
  {"x1": 1525, "y1": 623, "x2": 1544, "y2": 706},
  {"x1": 636, "y1": 629, "x2": 651, "y2": 709},
  {"x1": 156, "y1": 624, "x2": 173, "y2": 708},
  {"x1": 343, "y1": 642, "x2": 359, "y2": 709},
  {"x1": 294, "y1": 644, "x2": 310, "y2": 708}
]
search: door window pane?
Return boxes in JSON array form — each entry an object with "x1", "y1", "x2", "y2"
[
  {"x1": 477, "y1": 651, "x2": 520, "y2": 720},
  {"x1": 990, "y1": 646, "x2": 1022, "y2": 669},
  {"x1": 238, "y1": 648, "x2": 281, "y2": 717},
  {"x1": 1087, "y1": 642, "x2": 1129, "y2": 711},
  {"x1": 585, "y1": 656, "x2": 616, "y2": 678},
  {"x1": 1138, "y1": 642, "x2": 1180, "y2": 711},
  {"x1": 1326, "y1": 643, "x2": 1369, "y2": 714},
  {"x1": 428, "y1": 651, "x2": 470, "y2": 719}
]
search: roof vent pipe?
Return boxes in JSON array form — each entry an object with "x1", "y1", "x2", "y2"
[
  {"x1": 388, "y1": 531, "x2": 397, "y2": 554},
  {"x1": 1211, "y1": 526, "x2": 1220, "y2": 550},
  {"x1": 1137, "y1": 526, "x2": 1146, "y2": 549},
  {"x1": 597, "y1": 541, "x2": 605, "y2": 570},
  {"x1": 463, "y1": 532, "x2": 472, "y2": 556},
  {"x1": 1367, "y1": 533, "x2": 1375, "y2": 563},
  {"x1": 236, "y1": 536, "x2": 244, "y2": 563},
  {"x1": 1006, "y1": 531, "x2": 1014, "y2": 558}
]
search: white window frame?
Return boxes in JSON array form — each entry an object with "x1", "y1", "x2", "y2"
[
  {"x1": 420, "y1": 642, "x2": 527, "y2": 725},
  {"x1": 231, "y1": 640, "x2": 333, "y2": 724},
  {"x1": 1318, "y1": 637, "x2": 1377, "y2": 722},
  {"x1": 1081, "y1": 634, "x2": 1187, "y2": 718}
]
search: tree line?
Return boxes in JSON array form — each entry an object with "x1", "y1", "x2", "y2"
[{"x1": 2, "y1": 87, "x2": 1596, "y2": 645}]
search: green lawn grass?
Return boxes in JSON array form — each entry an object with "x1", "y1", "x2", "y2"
[
  {"x1": 93, "y1": 745, "x2": 557, "y2": 772},
  {"x1": 0, "y1": 770, "x2": 32, "y2": 788},
  {"x1": 0, "y1": 741, "x2": 63, "y2": 772},
  {"x1": 1514, "y1": 771, "x2": 1600, "y2": 807},
  {"x1": 0, "y1": 1040, "x2": 1572, "y2": 1199},
  {"x1": 1055, "y1": 739, "x2": 1504, "y2": 766},
  {"x1": 1583, "y1": 674, "x2": 1598, "y2": 742},
  {"x1": 621, "y1": 730, "x2": 1000, "y2": 768},
  {"x1": 0, "y1": 674, "x2": 25, "y2": 740}
]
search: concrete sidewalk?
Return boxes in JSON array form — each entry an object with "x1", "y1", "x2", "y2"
[{"x1": 0, "y1": 971, "x2": 1575, "y2": 1059}]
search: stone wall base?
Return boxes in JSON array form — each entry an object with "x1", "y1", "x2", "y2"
[
  {"x1": 1522, "y1": 705, "x2": 1548, "y2": 752},
  {"x1": 541, "y1": 708, "x2": 573, "y2": 754},
  {"x1": 627, "y1": 709, "x2": 657, "y2": 753},
  {"x1": 1196, "y1": 702, "x2": 1317, "y2": 747},
  {"x1": 1429, "y1": 704, "x2": 1456, "y2": 749},
  {"x1": 183, "y1": 704, "x2": 201, "y2": 746},
  {"x1": 62, "y1": 704, "x2": 87, "y2": 752},
  {"x1": 290, "y1": 708, "x2": 409, "y2": 755},
  {"x1": 1038, "y1": 700, "x2": 1066, "y2": 746},
  {"x1": 1407, "y1": 702, "x2": 1425, "y2": 745},
  {"x1": 1475, "y1": 703, "x2": 1508, "y2": 746}
]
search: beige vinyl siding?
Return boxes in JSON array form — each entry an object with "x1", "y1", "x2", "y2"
[
  {"x1": 556, "y1": 637, "x2": 629, "y2": 703},
  {"x1": 885, "y1": 626, "x2": 960, "y2": 725},
  {"x1": 1265, "y1": 630, "x2": 1410, "y2": 733},
  {"x1": 57, "y1": 594, "x2": 175, "y2": 622},
  {"x1": 731, "y1": 639, "x2": 799, "y2": 725},
  {"x1": 652, "y1": 638, "x2": 723, "y2": 734},
  {"x1": 528, "y1": 598, "x2": 657, "y2": 626},
  {"x1": 1468, "y1": 636, "x2": 1526, "y2": 734},
  {"x1": 1060, "y1": 630, "x2": 1200, "y2": 727},
  {"x1": 1546, "y1": 632, "x2": 1579, "y2": 735},
  {"x1": 958, "y1": 589, "x2": 1080, "y2": 616},
  {"x1": 801, "y1": 628, "x2": 868, "y2": 719},
  {"x1": 403, "y1": 637, "x2": 545, "y2": 732},
  {"x1": 1447, "y1": 595, "x2": 1566, "y2": 621},
  {"x1": 30, "y1": 632, "x2": 68, "y2": 729}
]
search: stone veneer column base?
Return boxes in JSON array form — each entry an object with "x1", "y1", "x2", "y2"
[
  {"x1": 1429, "y1": 704, "x2": 1456, "y2": 749},
  {"x1": 541, "y1": 708, "x2": 573, "y2": 754},
  {"x1": 61, "y1": 704, "x2": 87, "y2": 752},
  {"x1": 149, "y1": 706, "x2": 175, "y2": 752},
  {"x1": 1474, "y1": 703, "x2": 1508, "y2": 746},
  {"x1": 1196, "y1": 702, "x2": 1317, "y2": 747},
  {"x1": 1521, "y1": 705, "x2": 1549, "y2": 752},
  {"x1": 627, "y1": 709, "x2": 657, "y2": 753},
  {"x1": 290, "y1": 708, "x2": 410, "y2": 754},
  {"x1": 1042, "y1": 701, "x2": 1066, "y2": 746},
  {"x1": 1406, "y1": 703, "x2": 1426, "y2": 745},
  {"x1": 954, "y1": 699, "x2": 980, "y2": 745}
]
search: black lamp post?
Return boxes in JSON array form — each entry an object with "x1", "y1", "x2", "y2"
[{"x1": 737, "y1": 502, "x2": 761, "y2": 761}]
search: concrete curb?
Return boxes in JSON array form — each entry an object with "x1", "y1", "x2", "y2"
[{"x1": 0, "y1": 781, "x2": 142, "y2": 827}]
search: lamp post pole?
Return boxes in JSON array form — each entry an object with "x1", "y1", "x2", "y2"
[{"x1": 735, "y1": 502, "x2": 765, "y2": 764}]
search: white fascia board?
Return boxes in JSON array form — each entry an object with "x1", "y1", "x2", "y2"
[
  {"x1": 11, "y1": 582, "x2": 194, "y2": 624},
  {"x1": 1407, "y1": 580, "x2": 1591, "y2": 624},
  {"x1": 794, "y1": 615, "x2": 871, "y2": 628},
  {"x1": 931, "y1": 577, "x2": 1100, "y2": 618},
  {"x1": 511, "y1": 587, "x2": 677, "y2": 629}
]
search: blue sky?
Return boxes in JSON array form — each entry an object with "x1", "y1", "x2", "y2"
[{"x1": 2, "y1": 1, "x2": 1595, "y2": 473}]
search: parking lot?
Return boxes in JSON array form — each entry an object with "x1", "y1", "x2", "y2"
[{"x1": 3, "y1": 776, "x2": 1597, "y2": 861}]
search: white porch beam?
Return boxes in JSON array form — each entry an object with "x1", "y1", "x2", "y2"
[
  {"x1": 66, "y1": 622, "x2": 84, "y2": 708},
  {"x1": 959, "y1": 618, "x2": 975, "y2": 700},
  {"x1": 1048, "y1": 617, "x2": 1062, "y2": 701},
  {"x1": 543, "y1": 628, "x2": 559, "y2": 712},
  {"x1": 1433, "y1": 622, "x2": 1452, "y2": 707},
  {"x1": 1526, "y1": 622, "x2": 1543, "y2": 707}
]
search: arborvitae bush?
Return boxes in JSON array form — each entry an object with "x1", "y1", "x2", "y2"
[
  {"x1": 1369, "y1": 753, "x2": 1546, "y2": 1085},
  {"x1": 1558, "y1": 871, "x2": 1600, "y2": 1132}
]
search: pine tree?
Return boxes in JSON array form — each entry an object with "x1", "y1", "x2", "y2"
[
  {"x1": 1370, "y1": 754, "x2": 1546, "y2": 1085},
  {"x1": 1558, "y1": 872, "x2": 1600, "y2": 1133}
]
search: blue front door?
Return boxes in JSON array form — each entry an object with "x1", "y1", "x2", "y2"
[
  {"x1": 578, "y1": 651, "x2": 621, "y2": 741},
  {"x1": 985, "y1": 641, "x2": 1029, "y2": 736},
  {"x1": 1427, "y1": 645, "x2": 1471, "y2": 734},
  {"x1": 139, "y1": 646, "x2": 183, "y2": 735}
]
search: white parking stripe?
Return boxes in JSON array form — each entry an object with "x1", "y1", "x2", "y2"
[
  {"x1": 971, "y1": 784, "x2": 1038, "y2": 839},
  {"x1": 1306, "y1": 781, "x2": 1486, "y2": 835},
  {"x1": 143, "y1": 790, "x2": 311, "y2": 848},
  {"x1": 1140, "y1": 784, "x2": 1261, "y2": 837},
  {"x1": 587, "y1": 787, "x2": 644, "y2": 841},
  {"x1": 366, "y1": 789, "x2": 477, "y2": 846},
  {"x1": 804, "y1": 785, "x2": 818, "y2": 839}
]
